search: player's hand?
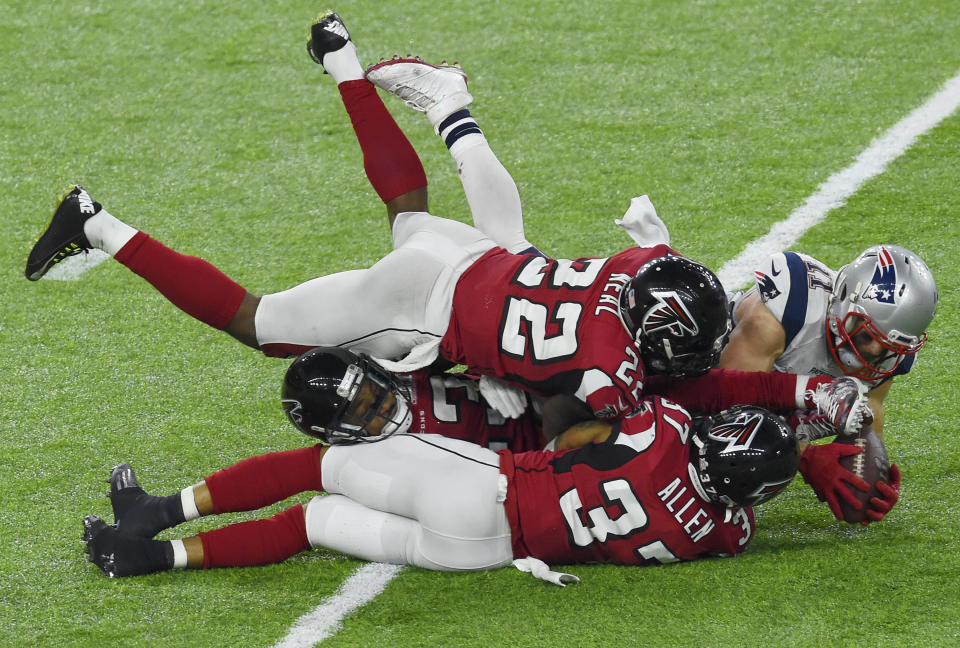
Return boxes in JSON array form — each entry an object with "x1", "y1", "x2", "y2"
[
  {"x1": 798, "y1": 442, "x2": 871, "y2": 521},
  {"x1": 865, "y1": 463, "x2": 901, "y2": 523},
  {"x1": 478, "y1": 375, "x2": 527, "y2": 419}
]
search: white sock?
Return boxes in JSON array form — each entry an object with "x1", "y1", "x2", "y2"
[
  {"x1": 180, "y1": 484, "x2": 202, "y2": 521},
  {"x1": 453, "y1": 141, "x2": 535, "y2": 254},
  {"x1": 323, "y1": 42, "x2": 364, "y2": 84},
  {"x1": 170, "y1": 539, "x2": 188, "y2": 569},
  {"x1": 82, "y1": 208, "x2": 138, "y2": 256}
]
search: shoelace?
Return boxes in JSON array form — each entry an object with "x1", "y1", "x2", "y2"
[{"x1": 807, "y1": 381, "x2": 864, "y2": 434}]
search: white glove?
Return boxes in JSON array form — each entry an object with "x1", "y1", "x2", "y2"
[
  {"x1": 478, "y1": 375, "x2": 527, "y2": 419},
  {"x1": 614, "y1": 195, "x2": 670, "y2": 247},
  {"x1": 513, "y1": 557, "x2": 580, "y2": 587}
]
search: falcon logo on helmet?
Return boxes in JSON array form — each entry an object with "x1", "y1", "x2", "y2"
[
  {"x1": 281, "y1": 399, "x2": 304, "y2": 426},
  {"x1": 863, "y1": 246, "x2": 897, "y2": 304},
  {"x1": 693, "y1": 406, "x2": 799, "y2": 508},
  {"x1": 744, "y1": 477, "x2": 796, "y2": 503},
  {"x1": 708, "y1": 412, "x2": 762, "y2": 454},
  {"x1": 619, "y1": 255, "x2": 730, "y2": 378},
  {"x1": 640, "y1": 290, "x2": 700, "y2": 338}
]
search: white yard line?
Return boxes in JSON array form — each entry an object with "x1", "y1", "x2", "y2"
[
  {"x1": 271, "y1": 563, "x2": 405, "y2": 648},
  {"x1": 43, "y1": 248, "x2": 110, "y2": 280},
  {"x1": 718, "y1": 68, "x2": 960, "y2": 290}
]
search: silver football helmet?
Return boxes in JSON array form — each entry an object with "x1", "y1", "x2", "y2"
[{"x1": 826, "y1": 245, "x2": 937, "y2": 381}]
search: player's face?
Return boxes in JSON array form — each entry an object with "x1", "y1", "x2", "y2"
[
  {"x1": 838, "y1": 314, "x2": 900, "y2": 374},
  {"x1": 342, "y1": 376, "x2": 409, "y2": 437},
  {"x1": 851, "y1": 331, "x2": 888, "y2": 365}
]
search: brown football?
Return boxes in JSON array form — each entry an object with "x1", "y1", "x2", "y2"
[{"x1": 835, "y1": 426, "x2": 890, "y2": 524}]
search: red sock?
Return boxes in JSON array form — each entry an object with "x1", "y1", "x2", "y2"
[
  {"x1": 204, "y1": 445, "x2": 325, "y2": 513},
  {"x1": 198, "y1": 504, "x2": 310, "y2": 569},
  {"x1": 114, "y1": 232, "x2": 247, "y2": 330},
  {"x1": 338, "y1": 79, "x2": 427, "y2": 203}
]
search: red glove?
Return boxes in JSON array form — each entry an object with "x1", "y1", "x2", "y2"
[
  {"x1": 798, "y1": 442, "x2": 871, "y2": 521},
  {"x1": 865, "y1": 463, "x2": 901, "y2": 523}
]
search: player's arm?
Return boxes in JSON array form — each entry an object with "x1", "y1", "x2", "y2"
[
  {"x1": 717, "y1": 291, "x2": 785, "y2": 372},
  {"x1": 554, "y1": 420, "x2": 613, "y2": 450},
  {"x1": 866, "y1": 379, "x2": 892, "y2": 435}
]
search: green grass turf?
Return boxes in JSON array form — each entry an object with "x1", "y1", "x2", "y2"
[{"x1": 2, "y1": 1, "x2": 959, "y2": 646}]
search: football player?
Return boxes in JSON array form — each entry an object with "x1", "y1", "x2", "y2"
[
  {"x1": 24, "y1": 13, "x2": 733, "y2": 422},
  {"x1": 82, "y1": 349, "x2": 813, "y2": 581},
  {"x1": 361, "y1": 49, "x2": 934, "y2": 526},
  {"x1": 281, "y1": 347, "x2": 547, "y2": 452},
  {"x1": 718, "y1": 246, "x2": 937, "y2": 524}
]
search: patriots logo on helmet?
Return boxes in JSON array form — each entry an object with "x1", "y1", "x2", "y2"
[
  {"x1": 641, "y1": 290, "x2": 700, "y2": 337},
  {"x1": 863, "y1": 246, "x2": 897, "y2": 304},
  {"x1": 755, "y1": 271, "x2": 781, "y2": 302},
  {"x1": 707, "y1": 412, "x2": 762, "y2": 454}
]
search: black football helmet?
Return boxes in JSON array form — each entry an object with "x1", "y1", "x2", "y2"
[
  {"x1": 619, "y1": 255, "x2": 730, "y2": 377},
  {"x1": 281, "y1": 347, "x2": 412, "y2": 444},
  {"x1": 692, "y1": 406, "x2": 799, "y2": 508}
]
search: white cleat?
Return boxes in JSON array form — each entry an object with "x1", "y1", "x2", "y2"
[{"x1": 365, "y1": 57, "x2": 473, "y2": 130}]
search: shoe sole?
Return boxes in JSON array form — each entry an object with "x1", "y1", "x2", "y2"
[{"x1": 365, "y1": 57, "x2": 469, "y2": 85}]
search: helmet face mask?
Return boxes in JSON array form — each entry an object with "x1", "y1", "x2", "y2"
[
  {"x1": 335, "y1": 363, "x2": 411, "y2": 441},
  {"x1": 282, "y1": 347, "x2": 412, "y2": 444},
  {"x1": 620, "y1": 256, "x2": 731, "y2": 378},
  {"x1": 826, "y1": 245, "x2": 936, "y2": 381},
  {"x1": 827, "y1": 311, "x2": 915, "y2": 380},
  {"x1": 692, "y1": 406, "x2": 799, "y2": 508}
]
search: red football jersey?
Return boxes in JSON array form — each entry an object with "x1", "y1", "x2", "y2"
[
  {"x1": 441, "y1": 245, "x2": 677, "y2": 419},
  {"x1": 400, "y1": 369, "x2": 546, "y2": 453},
  {"x1": 498, "y1": 396, "x2": 755, "y2": 565}
]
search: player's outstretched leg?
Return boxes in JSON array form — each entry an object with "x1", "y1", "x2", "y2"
[
  {"x1": 25, "y1": 185, "x2": 257, "y2": 346},
  {"x1": 366, "y1": 59, "x2": 537, "y2": 254},
  {"x1": 83, "y1": 504, "x2": 313, "y2": 577},
  {"x1": 307, "y1": 12, "x2": 427, "y2": 221}
]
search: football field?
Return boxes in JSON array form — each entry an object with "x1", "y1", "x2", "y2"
[{"x1": 3, "y1": 2, "x2": 960, "y2": 647}]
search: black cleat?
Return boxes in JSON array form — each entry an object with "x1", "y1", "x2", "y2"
[
  {"x1": 25, "y1": 185, "x2": 100, "y2": 280},
  {"x1": 108, "y1": 463, "x2": 185, "y2": 538},
  {"x1": 306, "y1": 11, "x2": 352, "y2": 70},
  {"x1": 82, "y1": 515, "x2": 174, "y2": 578}
]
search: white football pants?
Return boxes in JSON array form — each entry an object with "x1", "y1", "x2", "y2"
[
  {"x1": 304, "y1": 434, "x2": 513, "y2": 571},
  {"x1": 254, "y1": 212, "x2": 495, "y2": 365}
]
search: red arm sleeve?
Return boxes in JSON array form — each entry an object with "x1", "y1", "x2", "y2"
[{"x1": 645, "y1": 369, "x2": 832, "y2": 415}]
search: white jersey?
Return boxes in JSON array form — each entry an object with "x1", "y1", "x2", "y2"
[{"x1": 733, "y1": 251, "x2": 913, "y2": 391}]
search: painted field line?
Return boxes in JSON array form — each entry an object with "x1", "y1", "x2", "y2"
[
  {"x1": 272, "y1": 563, "x2": 405, "y2": 648},
  {"x1": 43, "y1": 249, "x2": 110, "y2": 281},
  {"x1": 718, "y1": 68, "x2": 960, "y2": 290}
]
